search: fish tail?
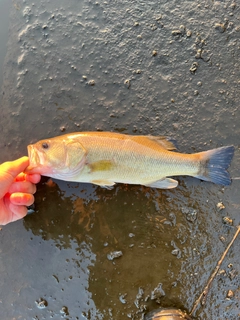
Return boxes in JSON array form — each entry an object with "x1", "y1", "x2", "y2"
[{"x1": 195, "y1": 146, "x2": 234, "y2": 186}]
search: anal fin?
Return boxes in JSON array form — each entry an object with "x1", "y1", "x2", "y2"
[
  {"x1": 144, "y1": 178, "x2": 178, "y2": 189},
  {"x1": 91, "y1": 180, "x2": 115, "y2": 190}
]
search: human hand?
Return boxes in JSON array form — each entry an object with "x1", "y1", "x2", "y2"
[{"x1": 0, "y1": 156, "x2": 41, "y2": 225}]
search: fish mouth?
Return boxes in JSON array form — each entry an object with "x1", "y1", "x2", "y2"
[{"x1": 26, "y1": 145, "x2": 44, "y2": 174}]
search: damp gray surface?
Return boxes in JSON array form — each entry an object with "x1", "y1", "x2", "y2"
[
  {"x1": 0, "y1": 0, "x2": 11, "y2": 89},
  {"x1": 0, "y1": 1, "x2": 239, "y2": 319}
]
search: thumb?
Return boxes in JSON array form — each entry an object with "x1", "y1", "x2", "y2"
[
  {"x1": 0, "y1": 157, "x2": 29, "y2": 197},
  {"x1": 1, "y1": 157, "x2": 29, "y2": 178}
]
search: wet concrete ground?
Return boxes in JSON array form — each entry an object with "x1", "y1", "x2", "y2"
[{"x1": 0, "y1": 0, "x2": 239, "y2": 319}]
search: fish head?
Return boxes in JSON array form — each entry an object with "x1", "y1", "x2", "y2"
[{"x1": 26, "y1": 137, "x2": 86, "y2": 179}]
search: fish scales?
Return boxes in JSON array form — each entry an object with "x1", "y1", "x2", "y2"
[
  {"x1": 26, "y1": 132, "x2": 234, "y2": 189},
  {"x1": 66, "y1": 133, "x2": 199, "y2": 184}
]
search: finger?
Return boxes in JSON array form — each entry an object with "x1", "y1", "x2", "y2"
[
  {"x1": 25, "y1": 173, "x2": 41, "y2": 184},
  {"x1": 0, "y1": 157, "x2": 30, "y2": 199},
  {"x1": 8, "y1": 203, "x2": 28, "y2": 223},
  {"x1": 0, "y1": 157, "x2": 29, "y2": 180},
  {"x1": 10, "y1": 193, "x2": 35, "y2": 206},
  {"x1": 0, "y1": 196, "x2": 12, "y2": 225},
  {"x1": 15, "y1": 173, "x2": 41, "y2": 184},
  {"x1": 8, "y1": 181, "x2": 36, "y2": 195},
  {"x1": 15, "y1": 172, "x2": 27, "y2": 182}
]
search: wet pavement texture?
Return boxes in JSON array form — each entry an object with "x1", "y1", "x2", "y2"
[{"x1": 0, "y1": 0, "x2": 239, "y2": 319}]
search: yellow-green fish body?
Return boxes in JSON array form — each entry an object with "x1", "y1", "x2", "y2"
[{"x1": 27, "y1": 132, "x2": 234, "y2": 189}]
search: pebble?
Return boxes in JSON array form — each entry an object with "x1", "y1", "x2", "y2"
[
  {"x1": 107, "y1": 250, "x2": 123, "y2": 261},
  {"x1": 119, "y1": 293, "x2": 127, "y2": 304},
  {"x1": 190, "y1": 62, "x2": 199, "y2": 73},
  {"x1": 124, "y1": 79, "x2": 131, "y2": 89},
  {"x1": 152, "y1": 50, "x2": 158, "y2": 56},
  {"x1": 226, "y1": 290, "x2": 234, "y2": 299},
  {"x1": 222, "y1": 216, "x2": 233, "y2": 226},
  {"x1": 60, "y1": 306, "x2": 69, "y2": 315},
  {"x1": 35, "y1": 298, "x2": 48, "y2": 309},
  {"x1": 88, "y1": 79, "x2": 95, "y2": 86},
  {"x1": 215, "y1": 23, "x2": 226, "y2": 33},
  {"x1": 172, "y1": 30, "x2": 182, "y2": 36},
  {"x1": 217, "y1": 202, "x2": 225, "y2": 211},
  {"x1": 151, "y1": 283, "x2": 165, "y2": 302}
]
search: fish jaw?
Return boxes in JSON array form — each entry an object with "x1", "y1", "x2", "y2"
[{"x1": 26, "y1": 144, "x2": 55, "y2": 175}]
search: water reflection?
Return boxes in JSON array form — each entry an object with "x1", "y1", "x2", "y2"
[{"x1": 23, "y1": 178, "x2": 218, "y2": 319}]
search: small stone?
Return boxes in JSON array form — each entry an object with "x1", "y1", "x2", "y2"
[
  {"x1": 119, "y1": 293, "x2": 127, "y2": 304},
  {"x1": 172, "y1": 30, "x2": 182, "y2": 36},
  {"x1": 186, "y1": 30, "x2": 192, "y2": 37},
  {"x1": 124, "y1": 79, "x2": 131, "y2": 88},
  {"x1": 150, "y1": 23, "x2": 157, "y2": 31},
  {"x1": 152, "y1": 50, "x2": 158, "y2": 56},
  {"x1": 222, "y1": 216, "x2": 233, "y2": 226},
  {"x1": 189, "y1": 62, "x2": 199, "y2": 74},
  {"x1": 88, "y1": 79, "x2": 95, "y2": 86},
  {"x1": 133, "y1": 69, "x2": 141, "y2": 74},
  {"x1": 217, "y1": 202, "x2": 225, "y2": 211},
  {"x1": 151, "y1": 283, "x2": 165, "y2": 302},
  {"x1": 60, "y1": 306, "x2": 69, "y2": 315},
  {"x1": 179, "y1": 25, "x2": 186, "y2": 34},
  {"x1": 107, "y1": 251, "x2": 123, "y2": 261},
  {"x1": 219, "y1": 236, "x2": 226, "y2": 242},
  {"x1": 35, "y1": 298, "x2": 48, "y2": 309},
  {"x1": 60, "y1": 126, "x2": 66, "y2": 132},
  {"x1": 171, "y1": 249, "x2": 180, "y2": 256},
  {"x1": 226, "y1": 290, "x2": 234, "y2": 299},
  {"x1": 214, "y1": 23, "x2": 226, "y2": 33},
  {"x1": 218, "y1": 269, "x2": 226, "y2": 276},
  {"x1": 195, "y1": 49, "x2": 202, "y2": 59}
]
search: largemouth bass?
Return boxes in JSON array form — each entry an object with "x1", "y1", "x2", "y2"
[{"x1": 26, "y1": 132, "x2": 234, "y2": 189}]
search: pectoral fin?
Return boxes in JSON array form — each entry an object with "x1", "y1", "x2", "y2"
[
  {"x1": 144, "y1": 178, "x2": 178, "y2": 189},
  {"x1": 91, "y1": 179, "x2": 115, "y2": 190}
]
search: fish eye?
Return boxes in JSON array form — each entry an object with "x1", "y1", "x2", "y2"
[{"x1": 42, "y1": 142, "x2": 49, "y2": 149}]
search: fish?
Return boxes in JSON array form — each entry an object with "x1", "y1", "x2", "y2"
[{"x1": 26, "y1": 132, "x2": 234, "y2": 189}]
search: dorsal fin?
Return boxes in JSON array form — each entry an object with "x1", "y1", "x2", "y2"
[
  {"x1": 131, "y1": 135, "x2": 177, "y2": 151},
  {"x1": 146, "y1": 136, "x2": 178, "y2": 150}
]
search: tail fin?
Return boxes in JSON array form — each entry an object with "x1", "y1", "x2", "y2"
[{"x1": 195, "y1": 146, "x2": 234, "y2": 186}]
